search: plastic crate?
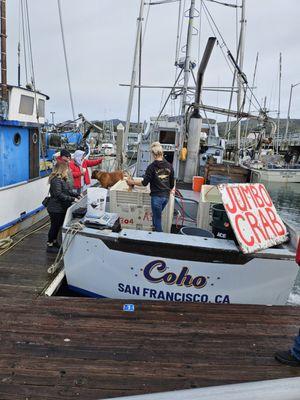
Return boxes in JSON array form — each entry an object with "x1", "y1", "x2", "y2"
[{"x1": 109, "y1": 179, "x2": 174, "y2": 232}]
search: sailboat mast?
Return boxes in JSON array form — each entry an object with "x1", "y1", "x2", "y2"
[
  {"x1": 1, "y1": 0, "x2": 8, "y2": 102},
  {"x1": 276, "y1": 52, "x2": 282, "y2": 153},
  {"x1": 181, "y1": 0, "x2": 196, "y2": 117},
  {"x1": 236, "y1": 0, "x2": 246, "y2": 162},
  {"x1": 125, "y1": 0, "x2": 145, "y2": 146}
]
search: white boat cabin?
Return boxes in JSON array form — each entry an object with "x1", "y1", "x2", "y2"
[{"x1": 7, "y1": 85, "x2": 49, "y2": 124}]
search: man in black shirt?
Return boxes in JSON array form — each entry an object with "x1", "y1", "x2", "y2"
[{"x1": 127, "y1": 142, "x2": 174, "y2": 232}]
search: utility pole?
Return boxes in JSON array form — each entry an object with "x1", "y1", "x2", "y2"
[
  {"x1": 284, "y1": 82, "x2": 300, "y2": 140},
  {"x1": 124, "y1": 0, "x2": 145, "y2": 146},
  {"x1": 235, "y1": 0, "x2": 246, "y2": 164}
]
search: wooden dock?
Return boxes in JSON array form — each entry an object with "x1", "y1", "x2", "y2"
[{"x1": 0, "y1": 221, "x2": 300, "y2": 399}]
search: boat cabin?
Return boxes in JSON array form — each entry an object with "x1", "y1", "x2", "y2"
[{"x1": 0, "y1": 86, "x2": 49, "y2": 188}]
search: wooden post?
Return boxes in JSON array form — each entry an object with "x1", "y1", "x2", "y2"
[{"x1": 116, "y1": 123, "x2": 125, "y2": 170}]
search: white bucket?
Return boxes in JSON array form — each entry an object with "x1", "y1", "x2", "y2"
[{"x1": 86, "y1": 187, "x2": 107, "y2": 218}]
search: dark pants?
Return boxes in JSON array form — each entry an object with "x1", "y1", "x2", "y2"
[
  {"x1": 48, "y1": 212, "x2": 66, "y2": 243},
  {"x1": 151, "y1": 196, "x2": 168, "y2": 232},
  {"x1": 291, "y1": 330, "x2": 300, "y2": 360}
]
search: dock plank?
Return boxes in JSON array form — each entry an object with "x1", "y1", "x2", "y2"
[{"x1": 0, "y1": 224, "x2": 299, "y2": 399}]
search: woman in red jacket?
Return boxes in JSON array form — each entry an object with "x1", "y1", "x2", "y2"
[{"x1": 69, "y1": 150, "x2": 103, "y2": 194}]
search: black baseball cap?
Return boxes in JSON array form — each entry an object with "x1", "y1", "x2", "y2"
[{"x1": 60, "y1": 149, "x2": 71, "y2": 158}]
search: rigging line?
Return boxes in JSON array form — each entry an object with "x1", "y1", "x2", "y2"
[
  {"x1": 201, "y1": 3, "x2": 234, "y2": 75},
  {"x1": 202, "y1": 1, "x2": 262, "y2": 112},
  {"x1": 57, "y1": 0, "x2": 76, "y2": 121},
  {"x1": 146, "y1": 0, "x2": 179, "y2": 5},
  {"x1": 154, "y1": 68, "x2": 183, "y2": 127},
  {"x1": 204, "y1": 0, "x2": 241, "y2": 8},
  {"x1": 244, "y1": 52, "x2": 259, "y2": 138},
  {"x1": 24, "y1": 0, "x2": 38, "y2": 116},
  {"x1": 24, "y1": 0, "x2": 48, "y2": 171},
  {"x1": 20, "y1": 0, "x2": 28, "y2": 84}
]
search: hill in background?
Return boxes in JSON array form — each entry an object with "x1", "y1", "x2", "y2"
[{"x1": 217, "y1": 118, "x2": 300, "y2": 138}]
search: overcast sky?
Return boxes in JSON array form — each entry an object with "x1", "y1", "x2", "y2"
[{"x1": 7, "y1": 0, "x2": 300, "y2": 124}]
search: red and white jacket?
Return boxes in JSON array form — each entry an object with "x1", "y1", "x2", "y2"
[{"x1": 69, "y1": 158, "x2": 103, "y2": 189}]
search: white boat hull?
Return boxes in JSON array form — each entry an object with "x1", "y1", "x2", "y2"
[
  {"x1": 251, "y1": 168, "x2": 300, "y2": 183},
  {"x1": 0, "y1": 176, "x2": 49, "y2": 238},
  {"x1": 63, "y1": 204, "x2": 298, "y2": 306}
]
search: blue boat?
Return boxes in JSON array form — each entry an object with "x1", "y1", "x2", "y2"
[{"x1": 0, "y1": 84, "x2": 51, "y2": 238}]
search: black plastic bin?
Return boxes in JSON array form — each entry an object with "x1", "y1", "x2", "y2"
[{"x1": 211, "y1": 203, "x2": 234, "y2": 240}]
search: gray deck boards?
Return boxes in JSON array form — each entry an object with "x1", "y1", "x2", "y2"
[{"x1": 0, "y1": 221, "x2": 299, "y2": 399}]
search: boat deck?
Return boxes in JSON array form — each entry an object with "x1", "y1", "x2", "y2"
[{"x1": 0, "y1": 222, "x2": 300, "y2": 399}]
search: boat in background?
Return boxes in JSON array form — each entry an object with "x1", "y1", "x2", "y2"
[{"x1": 0, "y1": 85, "x2": 50, "y2": 239}]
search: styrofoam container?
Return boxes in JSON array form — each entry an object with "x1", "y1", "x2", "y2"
[
  {"x1": 86, "y1": 187, "x2": 107, "y2": 218},
  {"x1": 109, "y1": 179, "x2": 174, "y2": 232}
]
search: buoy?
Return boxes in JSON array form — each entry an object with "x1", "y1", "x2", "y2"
[{"x1": 179, "y1": 147, "x2": 187, "y2": 161}]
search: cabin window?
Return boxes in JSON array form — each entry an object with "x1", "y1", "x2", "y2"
[
  {"x1": 159, "y1": 130, "x2": 176, "y2": 144},
  {"x1": 13, "y1": 133, "x2": 21, "y2": 146},
  {"x1": 38, "y1": 99, "x2": 45, "y2": 118},
  {"x1": 19, "y1": 95, "x2": 34, "y2": 115}
]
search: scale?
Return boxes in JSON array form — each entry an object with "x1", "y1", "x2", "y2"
[{"x1": 83, "y1": 212, "x2": 120, "y2": 231}]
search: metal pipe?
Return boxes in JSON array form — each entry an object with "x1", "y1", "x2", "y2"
[{"x1": 193, "y1": 36, "x2": 216, "y2": 116}]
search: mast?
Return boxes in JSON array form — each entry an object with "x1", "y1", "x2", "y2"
[
  {"x1": 276, "y1": 52, "x2": 282, "y2": 153},
  {"x1": 181, "y1": 0, "x2": 196, "y2": 117},
  {"x1": 57, "y1": 0, "x2": 75, "y2": 121},
  {"x1": 137, "y1": 26, "x2": 142, "y2": 132},
  {"x1": 236, "y1": 0, "x2": 246, "y2": 163},
  {"x1": 1, "y1": 0, "x2": 8, "y2": 102},
  {"x1": 125, "y1": 0, "x2": 145, "y2": 147}
]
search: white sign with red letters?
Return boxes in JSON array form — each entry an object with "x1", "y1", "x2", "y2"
[{"x1": 218, "y1": 183, "x2": 288, "y2": 254}]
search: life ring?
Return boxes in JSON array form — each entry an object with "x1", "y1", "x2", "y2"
[{"x1": 32, "y1": 132, "x2": 38, "y2": 144}]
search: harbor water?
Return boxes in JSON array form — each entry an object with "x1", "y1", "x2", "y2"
[{"x1": 265, "y1": 182, "x2": 300, "y2": 305}]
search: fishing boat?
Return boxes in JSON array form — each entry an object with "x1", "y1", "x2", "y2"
[
  {"x1": 250, "y1": 166, "x2": 300, "y2": 183},
  {"x1": 0, "y1": 1, "x2": 52, "y2": 239},
  {"x1": 62, "y1": 182, "x2": 299, "y2": 305},
  {"x1": 59, "y1": 0, "x2": 300, "y2": 306}
]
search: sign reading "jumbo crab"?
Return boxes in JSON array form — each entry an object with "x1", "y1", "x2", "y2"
[{"x1": 218, "y1": 183, "x2": 288, "y2": 254}]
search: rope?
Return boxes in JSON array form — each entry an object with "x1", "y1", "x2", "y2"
[
  {"x1": 0, "y1": 237, "x2": 13, "y2": 250},
  {"x1": 0, "y1": 221, "x2": 50, "y2": 257},
  {"x1": 57, "y1": 0, "x2": 76, "y2": 121},
  {"x1": 47, "y1": 221, "x2": 84, "y2": 275}
]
